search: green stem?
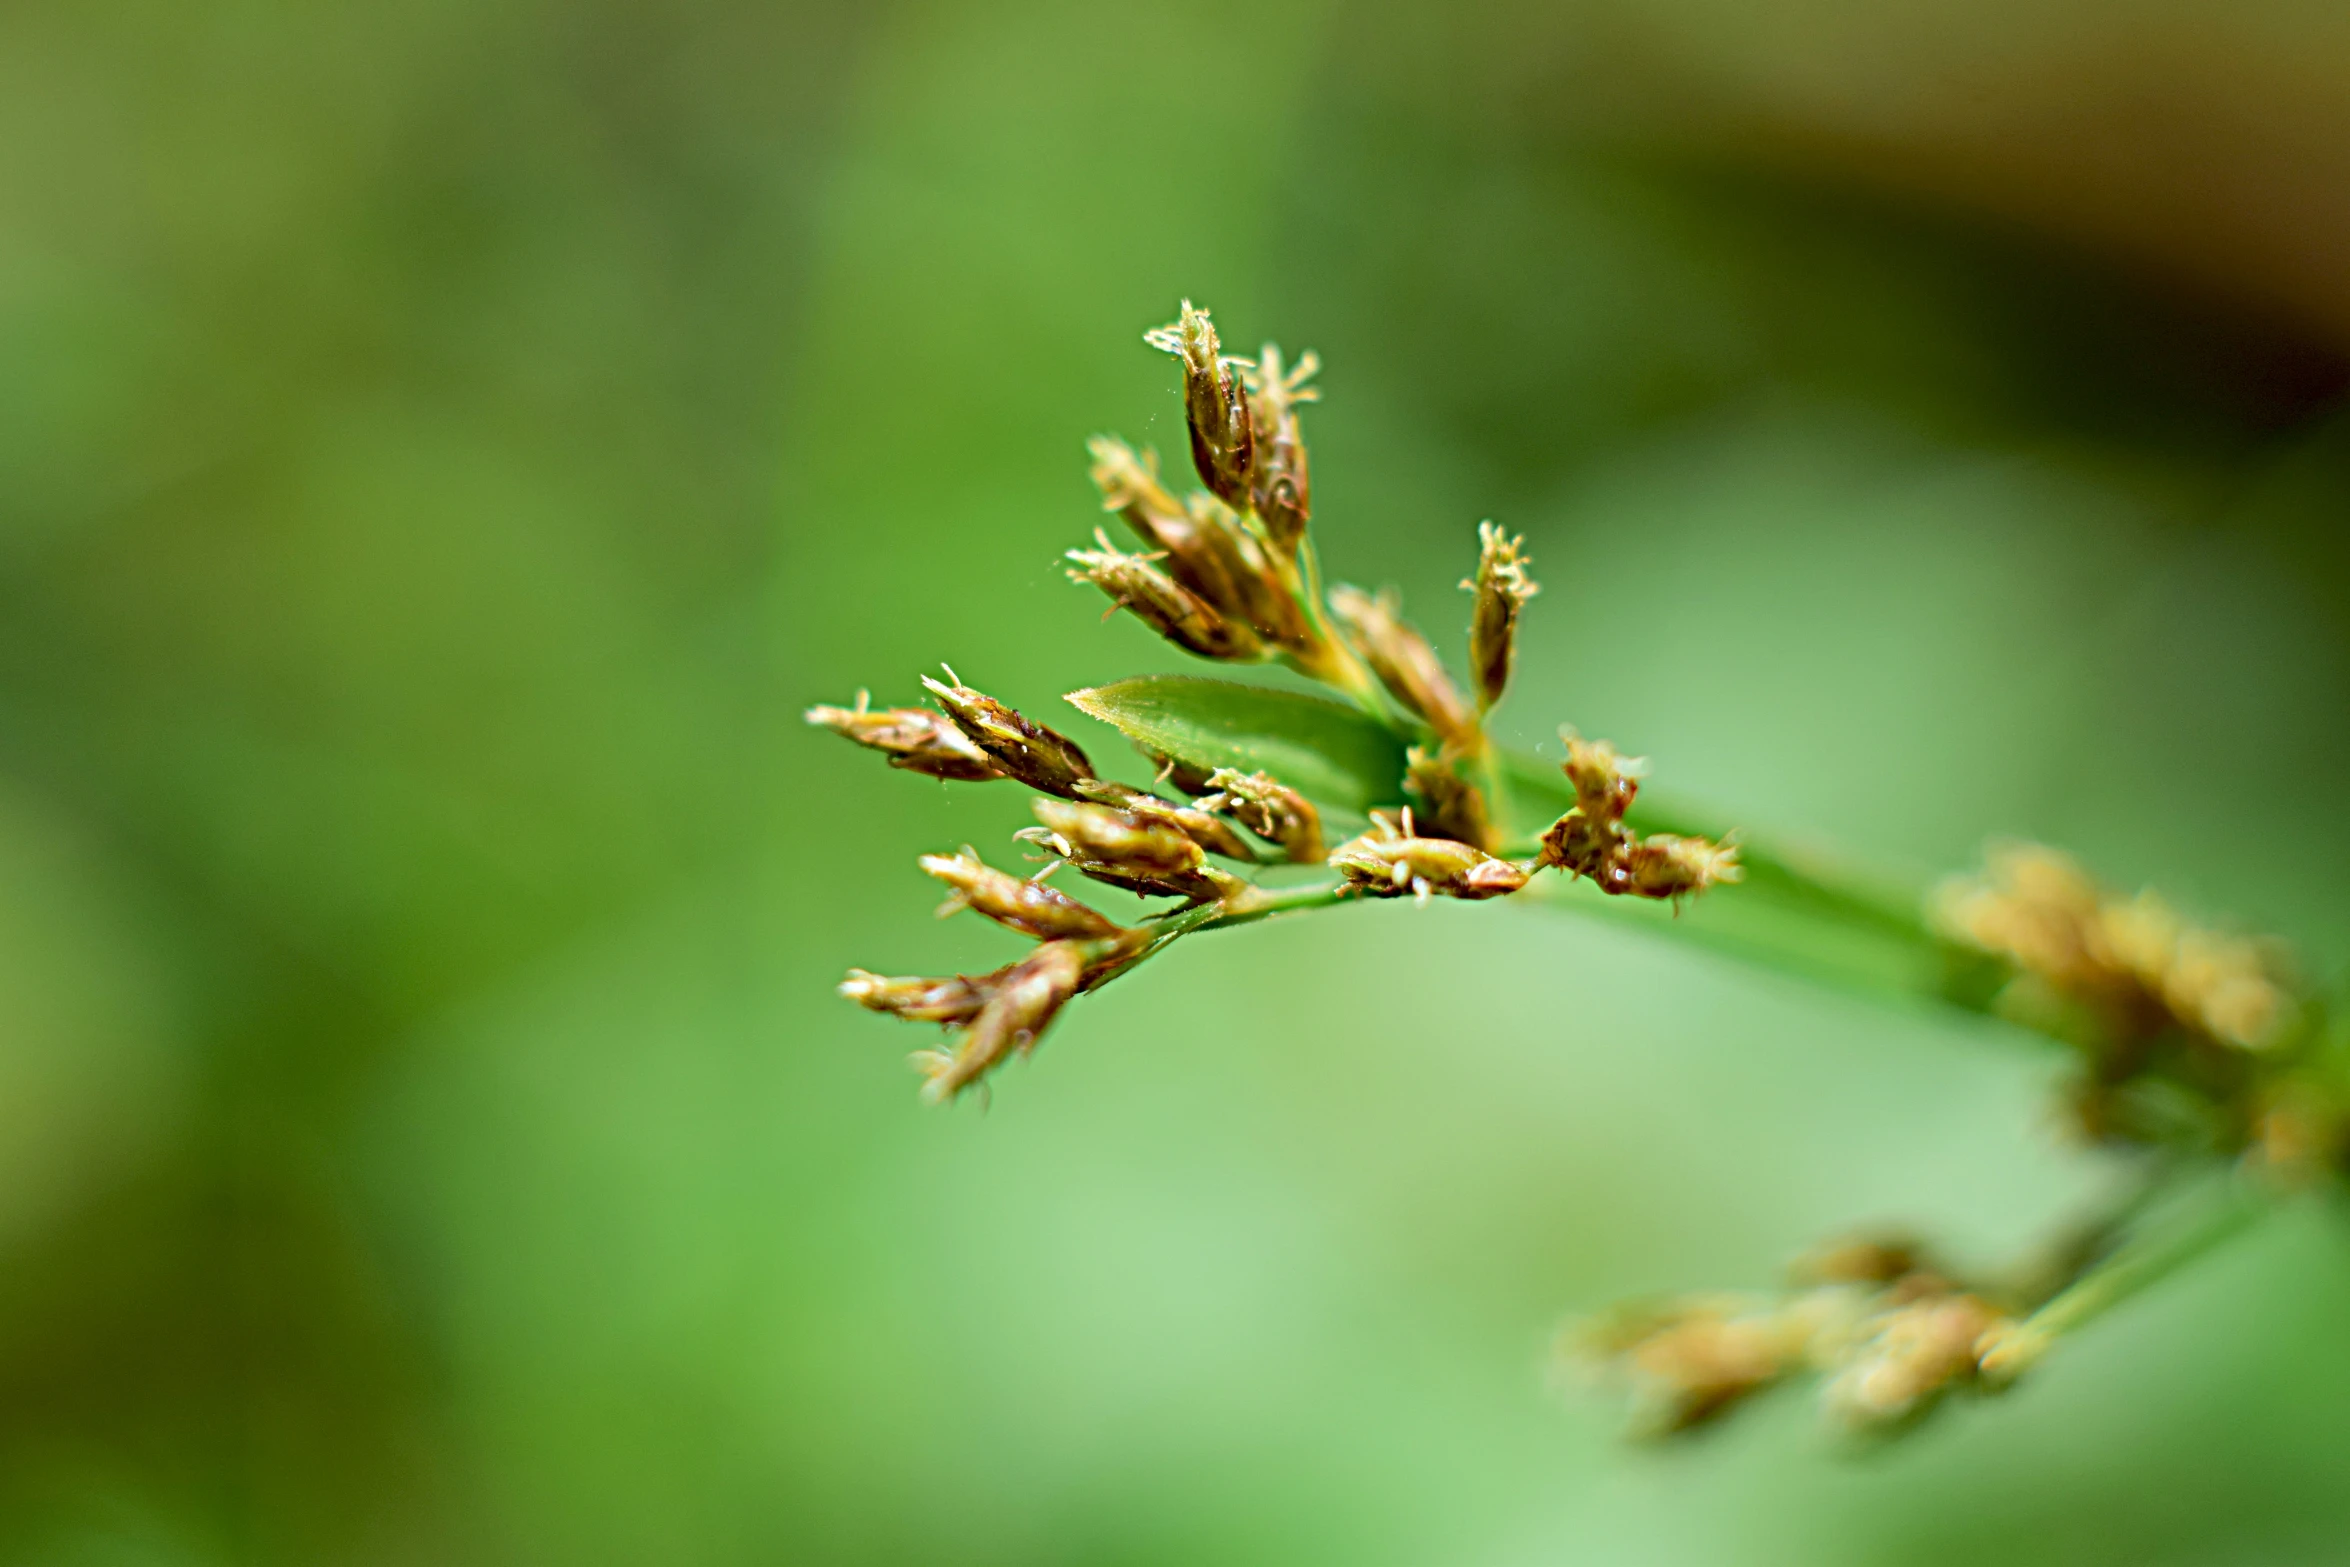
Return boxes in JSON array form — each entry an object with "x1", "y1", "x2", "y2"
[{"x1": 1981, "y1": 1177, "x2": 2270, "y2": 1383}]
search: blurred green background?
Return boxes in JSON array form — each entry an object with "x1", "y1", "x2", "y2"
[{"x1": 5, "y1": 0, "x2": 2350, "y2": 1561}]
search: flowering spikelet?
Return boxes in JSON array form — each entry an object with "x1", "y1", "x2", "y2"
[
  {"x1": 1536, "y1": 732, "x2": 1738, "y2": 902},
  {"x1": 1327, "y1": 583, "x2": 1477, "y2": 747},
  {"x1": 1075, "y1": 779, "x2": 1261, "y2": 863},
  {"x1": 1822, "y1": 1291, "x2": 2008, "y2": 1434},
  {"x1": 1146, "y1": 301, "x2": 1256, "y2": 512},
  {"x1": 1020, "y1": 798, "x2": 1232, "y2": 900},
  {"x1": 1404, "y1": 745, "x2": 1495, "y2": 852},
  {"x1": 1066, "y1": 529, "x2": 1263, "y2": 661},
  {"x1": 911, "y1": 940, "x2": 1088, "y2": 1103},
  {"x1": 804, "y1": 694, "x2": 1006, "y2": 782},
  {"x1": 1933, "y1": 843, "x2": 2294, "y2": 1052},
  {"x1": 1461, "y1": 522, "x2": 1537, "y2": 713},
  {"x1": 1571, "y1": 1294, "x2": 1833, "y2": 1439},
  {"x1": 921, "y1": 674, "x2": 1097, "y2": 799},
  {"x1": 919, "y1": 848, "x2": 1126, "y2": 942},
  {"x1": 1198, "y1": 768, "x2": 1324, "y2": 863},
  {"x1": 1330, "y1": 810, "x2": 1530, "y2": 904},
  {"x1": 1242, "y1": 343, "x2": 1318, "y2": 555},
  {"x1": 838, "y1": 967, "x2": 998, "y2": 1026}
]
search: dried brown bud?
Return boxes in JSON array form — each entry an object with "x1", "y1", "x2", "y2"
[
  {"x1": 804, "y1": 694, "x2": 1006, "y2": 782},
  {"x1": 1330, "y1": 811, "x2": 1530, "y2": 903},
  {"x1": 1327, "y1": 583, "x2": 1477, "y2": 747},
  {"x1": 919, "y1": 848, "x2": 1126, "y2": 942},
  {"x1": 1404, "y1": 745, "x2": 1495, "y2": 852},
  {"x1": 1460, "y1": 522, "x2": 1537, "y2": 713},
  {"x1": 1535, "y1": 733, "x2": 1736, "y2": 902},
  {"x1": 1145, "y1": 300, "x2": 1255, "y2": 511},
  {"x1": 1074, "y1": 779, "x2": 1261, "y2": 863},
  {"x1": 1242, "y1": 344, "x2": 1318, "y2": 555},
  {"x1": 1560, "y1": 732, "x2": 1642, "y2": 825},
  {"x1": 1620, "y1": 833, "x2": 1744, "y2": 901},
  {"x1": 1021, "y1": 798, "x2": 1230, "y2": 900},
  {"x1": 912, "y1": 939, "x2": 1088, "y2": 1103},
  {"x1": 1066, "y1": 529, "x2": 1264, "y2": 661},
  {"x1": 1198, "y1": 768, "x2": 1324, "y2": 863},
  {"x1": 921, "y1": 673, "x2": 1097, "y2": 798},
  {"x1": 838, "y1": 967, "x2": 997, "y2": 1026}
]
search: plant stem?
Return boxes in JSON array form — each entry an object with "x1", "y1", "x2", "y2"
[{"x1": 1980, "y1": 1177, "x2": 2271, "y2": 1383}]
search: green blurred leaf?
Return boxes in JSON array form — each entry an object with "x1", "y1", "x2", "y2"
[{"x1": 1065, "y1": 676, "x2": 1408, "y2": 812}]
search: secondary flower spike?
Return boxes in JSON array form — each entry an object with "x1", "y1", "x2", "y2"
[
  {"x1": 804, "y1": 695, "x2": 1007, "y2": 782},
  {"x1": 919, "y1": 848, "x2": 1127, "y2": 942},
  {"x1": 1066, "y1": 529, "x2": 1263, "y2": 661},
  {"x1": 911, "y1": 939, "x2": 1089, "y2": 1103},
  {"x1": 1145, "y1": 301, "x2": 1255, "y2": 512},
  {"x1": 922, "y1": 673, "x2": 1098, "y2": 798},
  {"x1": 1462, "y1": 522, "x2": 1537, "y2": 713},
  {"x1": 1328, "y1": 583, "x2": 1478, "y2": 748},
  {"x1": 1243, "y1": 343, "x2": 1318, "y2": 555}
]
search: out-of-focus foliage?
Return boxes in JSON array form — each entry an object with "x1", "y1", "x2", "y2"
[{"x1": 2, "y1": 0, "x2": 2348, "y2": 1562}]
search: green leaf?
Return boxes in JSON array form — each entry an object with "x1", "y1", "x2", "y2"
[{"x1": 1065, "y1": 676, "x2": 1409, "y2": 813}]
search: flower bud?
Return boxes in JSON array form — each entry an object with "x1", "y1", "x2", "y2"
[
  {"x1": 1145, "y1": 300, "x2": 1255, "y2": 511},
  {"x1": 1198, "y1": 768, "x2": 1324, "y2": 863},
  {"x1": 1066, "y1": 530, "x2": 1263, "y2": 661},
  {"x1": 838, "y1": 967, "x2": 996, "y2": 1026},
  {"x1": 914, "y1": 939, "x2": 1088, "y2": 1102},
  {"x1": 804, "y1": 695, "x2": 1006, "y2": 782},
  {"x1": 921, "y1": 673, "x2": 1097, "y2": 798},
  {"x1": 1460, "y1": 522, "x2": 1537, "y2": 713},
  {"x1": 1327, "y1": 584, "x2": 1476, "y2": 747},
  {"x1": 1330, "y1": 812, "x2": 1529, "y2": 903},
  {"x1": 1022, "y1": 798, "x2": 1229, "y2": 899},
  {"x1": 919, "y1": 849, "x2": 1126, "y2": 941},
  {"x1": 1075, "y1": 779, "x2": 1261, "y2": 863},
  {"x1": 1404, "y1": 745, "x2": 1495, "y2": 852},
  {"x1": 1243, "y1": 344, "x2": 1318, "y2": 555}
]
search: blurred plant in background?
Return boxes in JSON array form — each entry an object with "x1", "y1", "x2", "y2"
[{"x1": 6, "y1": 0, "x2": 2350, "y2": 1563}]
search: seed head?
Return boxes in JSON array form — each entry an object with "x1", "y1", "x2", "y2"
[
  {"x1": 1330, "y1": 811, "x2": 1530, "y2": 904},
  {"x1": 913, "y1": 939, "x2": 1089, "y2": 1103},
  {"x1": 1327, "y1": 584, "x2": 1477, "y2": 748},
  {"x1": 838, "y1": 967, "x2": 997, "y2": 1026},
  {"x1": 922, "y1": 673, "x2": 1097, "y2": 798},
  {"x1": 1198, "y1": 768, "x2": 1324, "y2": 863},
  {"x1": 1405, "y1": 745, "x2": 1495, "y2": 852},
  {"x1": 1145, "y1": 300, "x2": 1256, "y2": 512},
  {"x1": 1021, "y1": 797, "x2": 1230, "y2": 900},
  {"x1": 804, "y1": 694, "x2": 1006, "y2": 782},
  {"x1": 919, "y1": 848, "x2": 1126, "y2": 942},
  {"x1": 1461, "y1": 522, "x2": 1537, "y2": 713},
  {"x1": 1242, "y1": 343, "x2": 1319, "y2": 555},
  {"x1": 1066, "y1": 529, "x2": 1264, "y2": 661}
]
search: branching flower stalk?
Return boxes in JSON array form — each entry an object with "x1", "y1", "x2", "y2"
[{"x1": 808, "y1": 301, "x2": 2349, "y2": 1443}]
